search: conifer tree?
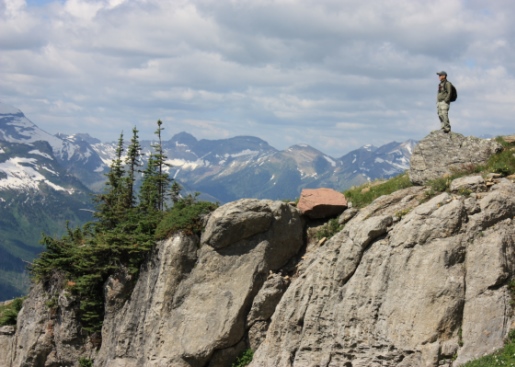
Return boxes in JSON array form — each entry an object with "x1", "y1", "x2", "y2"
[
  {"x1": 137, "y1": 120, "x2": 171, "y2": 211},
  {"x1": 151, "y1": 120, "x2": 171, "y2": 211},
  {"x1": 94, "y1": 133, "x2": 127, "y2": 230},
  {"x1": 138, "y1": 152, "x2": 159, "y2": 213},
  {"x1": 125, "y1": 127, "x2": 142, "y2": 209},
  {"x1": 31, "y1": 119, "x2": 218, "y2": 335}
]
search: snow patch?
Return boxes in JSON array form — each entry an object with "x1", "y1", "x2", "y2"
[
  {"x1": 29, "y1": 150, "x2": 53, "y2": 160},
  {"x1": 323, "y1": 155, "x2": 336, "y2": 167},
  {"x1": 167, "y1": 158, "x2": 208, "y2": 170},
  {"x1": 42, "y1": 166, "x2": 59, "y2": 175},
  {"x1": 94, "y1": 165, "x2": 105, "y2": 173},
  {"x1": 224, "y1": 149, "x2": 259, "y2": 158},
  {"x1": 0, "y1": 157, "x2": 67, "y2": 192}
]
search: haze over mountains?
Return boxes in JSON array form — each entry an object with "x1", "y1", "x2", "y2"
[{"x1": 0, "y1": 102, "x2": 416, "y2": 300}]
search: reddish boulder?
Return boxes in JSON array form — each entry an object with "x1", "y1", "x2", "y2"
[{"x1": 297, "y1": 188, "x2": 348, "y2": 219}]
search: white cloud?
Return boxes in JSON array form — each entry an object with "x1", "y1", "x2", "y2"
[{"x1": 1, "y1": 0, "x2": 515, "y2": 156}]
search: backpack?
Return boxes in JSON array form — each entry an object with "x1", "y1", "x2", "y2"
[{"x1": 448, "y1": 81, "x2": 458, "y2": 102}]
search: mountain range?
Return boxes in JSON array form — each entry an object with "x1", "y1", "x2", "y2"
[
  {"x1": 0, "y1": 101, "x2": 416, "y2": 300},
  {"x1": 84, "y1": 132, "x2": 416, "y2": 203}
]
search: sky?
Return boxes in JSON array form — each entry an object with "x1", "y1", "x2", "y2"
[{"x1": 2, "y1": 0, "x2": 515, "y2": 157}]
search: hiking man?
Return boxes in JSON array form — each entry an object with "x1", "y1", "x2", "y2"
[{"x1": 436, "y1": 71, "x2": 452, "y2": 133}]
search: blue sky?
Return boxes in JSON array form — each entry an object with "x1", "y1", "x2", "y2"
[{"x1": 1, "y1": 0, "x2": 515, "y2": 157}]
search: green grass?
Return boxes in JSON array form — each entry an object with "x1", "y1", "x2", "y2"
[
  {"x1": 343, "y1": 172, "x2": 413, "y2": 209},
  {"x1": 485, "y1": 137, "x2": 515, "y2": 176},
  {"x1": 462, "y1": 337, "x2": 515, "y2": 366}
]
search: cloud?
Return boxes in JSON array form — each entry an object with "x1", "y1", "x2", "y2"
[{"x1": 1, "y1": 0, "x2": 515, "y2": 157}]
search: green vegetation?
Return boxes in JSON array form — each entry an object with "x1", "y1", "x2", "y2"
[
  {"x1": 462, "y1": 332, "x2": 515, "y2": 367},
  {"x1": 155, "y1": 197, "x2": 218, "y2": 240},
  {"x1": 343, "y1": 173, "x2": 413, "y2": 209},
  {"x1": 0, "y1": 140, "x2": 95, "y2": 300},
  {"x1": 78, "y1": 357, "x2": 94, "y2": 367},
  {"x1": 232, "y1": 349, "x2": 253, "y2": 367},
  {"x1": 486, "y1": 137, "x2": 515, "y2": 175},
  {"x1": 424, "y1": 136, "x2": 515, "y2": 198},
  {"x1": 341, "y1": 136, "x2": 515, "y2": 211},
  {"x1": 315, "y1": 218, "x2": 343, "y2": 240},
  {"x1": 0, "y1": 297, "x2": 25, "y2": 326},
  {"x1": 31, "y1": 121, "x2": 217, "y2": 333}
]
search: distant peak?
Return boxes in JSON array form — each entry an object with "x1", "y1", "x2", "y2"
[
  {"x1": 55, "y1": 133, "x2": 101, "y2": 145},
  {"x1": 170, "y1": 132, "x2": 198, "y2": 146},
  {"x1": 361, "y1": 144, "x2": 377, "y2": 152},
  {"x1": 0, "y1": 102, "x2": 23, "y2": 115}
]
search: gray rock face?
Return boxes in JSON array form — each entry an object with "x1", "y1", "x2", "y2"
[
  {"x1": 9, "y1": 275, "x2": 95, "y2": 367},
  {"x1": 247, "y1": 274, "x2": 290, "y2": 350},
  {"x1": 7, "y1": 170, "x2": 515, "y2": 367},
  {"x1": 250, "y1": 180, "x2": 515, "y2": 367},
  {"x1": 0, "y1": 325, "x2": 15, "y2": 366},
  {"x1": 95, "y1": 199, "x2": 303, "y2": 367},
  {"x1": 409, "y1": 131, "x2": 502, "y2": 185},
  {"x1": 450, "y1": 174, "x2": 486, "y2": 193}
]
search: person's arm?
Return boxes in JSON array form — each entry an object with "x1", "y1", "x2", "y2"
[{"x1": 444, "y1": 81, "x2": 452, "y2": 104}]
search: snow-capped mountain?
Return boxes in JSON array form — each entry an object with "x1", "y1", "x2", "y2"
[
  {"x1": 90, "y1": 132, "x2": 415, "y2": 203},
  {"x1": 0, "y1": 102, "x2": 416, "y2": 300},
  {"x1": 0, "y1": 102, "x2": 108, "y2": 191},
  {"x1": 84, "y1": 131, "x2": 417, "y2": 203},
  {"x1": 0, "y1": 103, "x2": 95, "y2": 300}
]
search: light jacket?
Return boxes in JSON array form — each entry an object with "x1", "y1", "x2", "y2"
[{"x1": 437, "y1": 80, "x2": 452, "y2": 103}]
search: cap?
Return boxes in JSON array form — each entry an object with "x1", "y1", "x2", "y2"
[{"x1": 436, "y1": 71, "x2": 447, "y2": 76}]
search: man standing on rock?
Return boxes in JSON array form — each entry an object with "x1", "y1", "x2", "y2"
[{"x1": 436, "y1": 71, "x2": 452, "y2": 133}]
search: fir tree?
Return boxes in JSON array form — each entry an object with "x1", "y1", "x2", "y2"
[
  {"x1": 94, "y1": 133, "x2": 127, "y2": 231},
  {"x1": 152, "y1": 120, "x2": 171, "y2": 211},
  {"x1": 31, "y1": 120, "x2": 217, "y2": 335},
  {"x1": 125, "y1": 127, "x2": 142, "y2": 209}
]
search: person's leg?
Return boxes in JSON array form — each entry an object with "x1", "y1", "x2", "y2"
[{"x1": 437, "y1": 101, "x2": 451, "y2": 132}]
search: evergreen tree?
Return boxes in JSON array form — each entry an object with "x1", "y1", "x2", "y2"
[
  {"x1": 31, "y1": 120, "x2": 218, "y2": 335},
  {"x1": 171, "y1": 181, "x2": 182, "y2": 204},
  {"x1": 125, "y1": 127, "x2": 142, "y2": 209},
  {"x1": 93, "y1": 133, "x2": 127, "y2": 230},
  {"x1": 152, "y1": 120, "x2": 171, "y2": 211},
  {"x1": 138, "y1": 152, "x2": 160, "y2": 213}
]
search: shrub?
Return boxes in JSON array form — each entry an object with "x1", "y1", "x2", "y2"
[
  {"x1": 232, "y1": 349, "x2": 253, "y2": 367},
  {"x1": 315, "y1": 218, "x2": 343, "y2": 240},
  {"x1": 155, "y1": 199, "x2": 218, "y2": 240},
  {"x1": 78, "y1": 357, "x2": 94, "y2": 367},
  {"x1": 0, "y1": 297, "x2": 25, "y2": 326},
  {"x1": 427, "y1": 176, "x2": 451, "y2": 194}
]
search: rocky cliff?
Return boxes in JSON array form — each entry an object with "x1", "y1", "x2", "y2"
[{"x1": 3, "y1": 133, "x2": 515, "y2": 367}]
